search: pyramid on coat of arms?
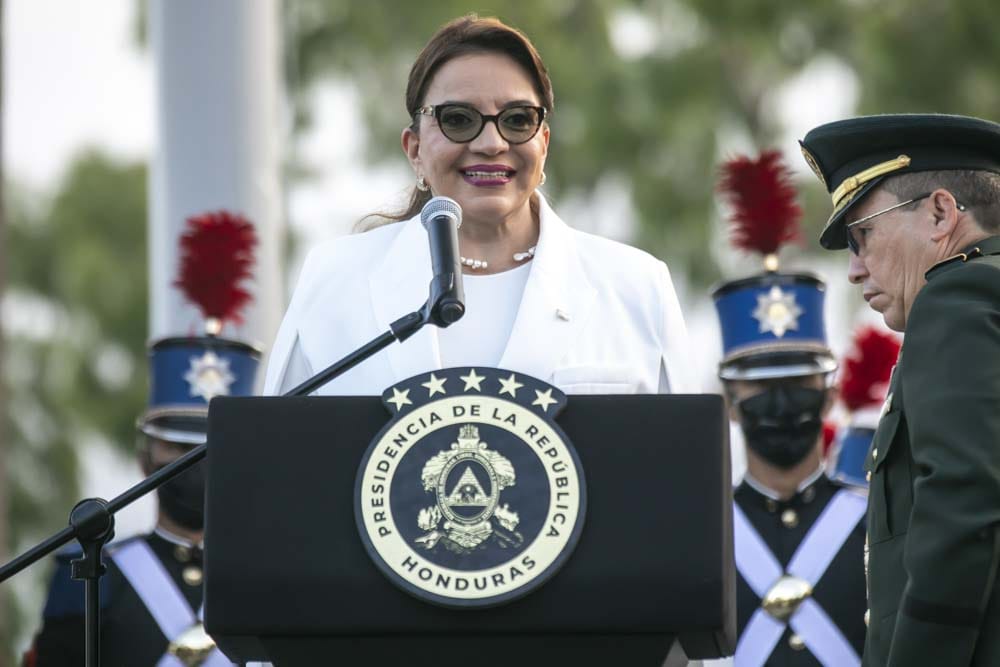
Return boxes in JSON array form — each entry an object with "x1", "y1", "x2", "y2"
[{"x1": 447, "y1": 466, "x2": 489, "y2": 507}]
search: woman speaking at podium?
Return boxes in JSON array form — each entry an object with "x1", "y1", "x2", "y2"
[{"x1": 263, "y1": 15, "x2": 694, "y2": 397}]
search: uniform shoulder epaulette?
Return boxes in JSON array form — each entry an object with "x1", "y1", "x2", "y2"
[{"x1": 924, "y1": 246, "x2": 985, "y2": 280}]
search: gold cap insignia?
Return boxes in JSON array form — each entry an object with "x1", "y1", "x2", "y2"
[{"x1": 800, "y1": 145, "x2": 827, "y2": 188}]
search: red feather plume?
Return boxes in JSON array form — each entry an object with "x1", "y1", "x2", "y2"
[
  {"x1": 840, "y1": 326, "x2": 901, "y2": 412},
  {"x1": 174, "y1": 211, "x2": 258, "y2": 327},
  {"x1": 822, "y1": 421, "x2": 837, "y2": 457},
  {"x1": 717, "y1": 150, "x2": 803, "y2": 256}
]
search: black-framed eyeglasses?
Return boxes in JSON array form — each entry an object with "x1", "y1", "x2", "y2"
[
  {"x1": 415, "y1": 104, "x2": 546, "y2": 144},
  {"x1": 845, "y1": 192, "x2": 967, "y2": 255}
]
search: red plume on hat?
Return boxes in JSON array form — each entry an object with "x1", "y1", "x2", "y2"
[
  {"x1": 840, "y1": 326, "x2": 901, "y2": 412},
  {"x1": 174, "y1": 210, "x2": 258, "y2": 335},
  {"x1": 822, "y1": 421, "x2": 837, "y2": 457},
  {"x1": 717, "y1": 150, "x2": 803, "y2": 270}
]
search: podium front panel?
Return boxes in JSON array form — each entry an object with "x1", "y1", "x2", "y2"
[{"x1": 204, "y1": 394, "x2": 734, "y2": 659}]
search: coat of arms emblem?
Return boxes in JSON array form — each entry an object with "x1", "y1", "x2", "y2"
[
  {"x1": 415, "y1": 424, "x2": 523, "y2": 552},
  {"x1": 354, "y1": 367, "x2": 587, "y2": 608}
]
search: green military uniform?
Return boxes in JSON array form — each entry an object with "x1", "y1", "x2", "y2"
[
  {"x1": 800, "y1": 114, "x2": 1000, "y2": 666},
  {"x1": 864, "y1": 236, "x2": 1000, "y2": 665}
]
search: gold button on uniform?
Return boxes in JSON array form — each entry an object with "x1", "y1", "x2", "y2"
[
  {"x1": 168, "y1": 623, "x2": 217, "y2": 666},
  {"x1": 762, "y1": 575, "x2": 813, "y2": 621},
  {"x1": 781, "y1": 509, "x2": 799, "y2": 529},
  {"x1": 866, "y1": 471, "x2": 872, "y2": 482},
  {"x1": 802, "y1": 487, "x2": 816, "y2": 503},
  {"x1": 182, "y1": 565, "x2": 203, "y2": 587},
  {"x1": 872, "y1": 447, "x2": 878, "y2": 461},
  {"x1": 766, "y1": 499, "x2": 778, "y2": 513},
  {"x1": 789, "y1": 633, "x2": 806, "y2": 651},
  {"x1": 174, "y1": 545, "x2": 191, "y2": 562}
]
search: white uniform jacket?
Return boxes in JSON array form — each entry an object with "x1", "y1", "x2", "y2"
[{"x1": 263, "y1": 194, "x2": 696, "y2": 396}]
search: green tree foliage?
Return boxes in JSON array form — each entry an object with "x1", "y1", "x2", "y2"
[
  {"x1": 285, "y1": 0, "x2": 1000, "y2": 283},
  {"x1": 2, "y1": 151, "x2": 148, "y2": 654},
  {"x1": 851, "y1": 1, "x2": 1000, "y2": 119}
]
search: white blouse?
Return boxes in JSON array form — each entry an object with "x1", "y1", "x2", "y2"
[{"x1": 436, "y1": 262, "x2": 531, "y2": 369}]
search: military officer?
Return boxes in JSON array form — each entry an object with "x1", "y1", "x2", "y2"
[
  {"x1": 801, "y1": 113, "x2": 1000, "y2": 666},
  {"x1": 708, "y1": 150, "x2": 869, "y2": 666}
]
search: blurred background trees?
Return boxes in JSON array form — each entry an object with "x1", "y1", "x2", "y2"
[
  {"x1": 3, "y1": 0, "x2": 999, "y2": 660},
  {"x1": 286, "y1": 0, "x2": 1000, "y2": 283},
  {"x1": 2, "y1": 153, "x2": 148, "y2": 658}
]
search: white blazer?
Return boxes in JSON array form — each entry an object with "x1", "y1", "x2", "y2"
[{"x1": 263, "y1": 194, "x2": 696, "y2": 396}]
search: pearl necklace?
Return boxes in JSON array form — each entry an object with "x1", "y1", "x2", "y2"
[{"x1": 460, "y1": 246, "x2": 536, "y2": 270}]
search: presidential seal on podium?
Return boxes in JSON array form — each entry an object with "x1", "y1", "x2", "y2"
[{"x1": 354, "y1": 367, "x2": 587, "y2": 608}]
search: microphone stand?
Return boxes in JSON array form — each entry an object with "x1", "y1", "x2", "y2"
[{"x1": 0, "y1": 280, "x2": 463, "y2": 667}]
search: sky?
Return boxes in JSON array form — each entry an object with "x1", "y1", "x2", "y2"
[{"x1": 5, "y1": 0, "x2": 153, "y2": 188}]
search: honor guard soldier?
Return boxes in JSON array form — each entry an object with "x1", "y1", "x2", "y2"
[
  {"x1": 712, "y1": 151, "x2": 868, "y2": 666},
  {"x1": 801, "y1": 114, "x2": 1000, "y2": 666},
  {"x1": 24, "y1": 212, "x2": 261, "y2": 667},
  {"x1": 827, "y1": 326, "x2": 900, "y2": 490}
]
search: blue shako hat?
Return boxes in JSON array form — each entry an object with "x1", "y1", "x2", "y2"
[
  {"x1": 140, "y1": 336, "x2": 261, "y2": 445},
  {"x1": 712, "y1": 150, "x2": 837, "y2": 381},
  {"x1": 138, "y1": 211, "x2": 261, "y2": 445},
  {"x1": 713, "y1": 272, "x2": 836, "y2": 381}
]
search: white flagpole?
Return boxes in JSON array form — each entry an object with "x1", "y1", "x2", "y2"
[{"x1": 148, "y1": 0, "x2": 284, "y2": 363}]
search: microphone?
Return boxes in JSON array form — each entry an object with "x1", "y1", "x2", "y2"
[{"x1": 420, "y1": 196, "x2": 466, "y2": 326}]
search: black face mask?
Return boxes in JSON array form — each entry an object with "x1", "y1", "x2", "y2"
[
  {"x1": 155, "y1": 462, "x2": 206, "y2": 532},
  {"x1": 738, "y1": 385, "x2": 827, "y2": 469}
]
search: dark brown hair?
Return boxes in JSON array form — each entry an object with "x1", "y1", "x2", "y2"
[{"x1": 360, "y1": 15, "x2": 554, "y2": 229}]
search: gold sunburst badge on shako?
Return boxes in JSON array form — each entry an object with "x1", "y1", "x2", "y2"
[
  {"x1": 354, "y1": 367, "x2": 587, "y2": 608},
  {"x1": 184, "y1": 350, "x2": 236, "y2": 401},
  {"x1": 752, "y1": 285, "x2": 803, "y2": 338}
]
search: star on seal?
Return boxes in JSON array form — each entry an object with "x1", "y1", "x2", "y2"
[
  {"x1": 753, "y1": 286, "x2": 803, "y2": 338},
  {"x1": 184, "y1": 351, "x2": 235, "y2": 401},
  {"x1": 532, "y1": 388, "x2": 558, "y2": 412},
  {"x1": 498, "y1": 373, "x2": 524, "y2": 398},
  {"x1": 459, "y1": 368, "x2": 485, "y2": 392},
  {"x1": 421, "y1": 373, "x2": 447, "y2": 397},
  {"x1": 387, "y1": 387, "x2": 412, "y2": 411}
]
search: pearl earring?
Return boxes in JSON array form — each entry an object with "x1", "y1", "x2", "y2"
[
  {"x1": 416, "y1": 176, "x2": 429, "y2": 192},
  {"x1": 539, "y1": 171, "x2": 547, "y2": 186}
]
